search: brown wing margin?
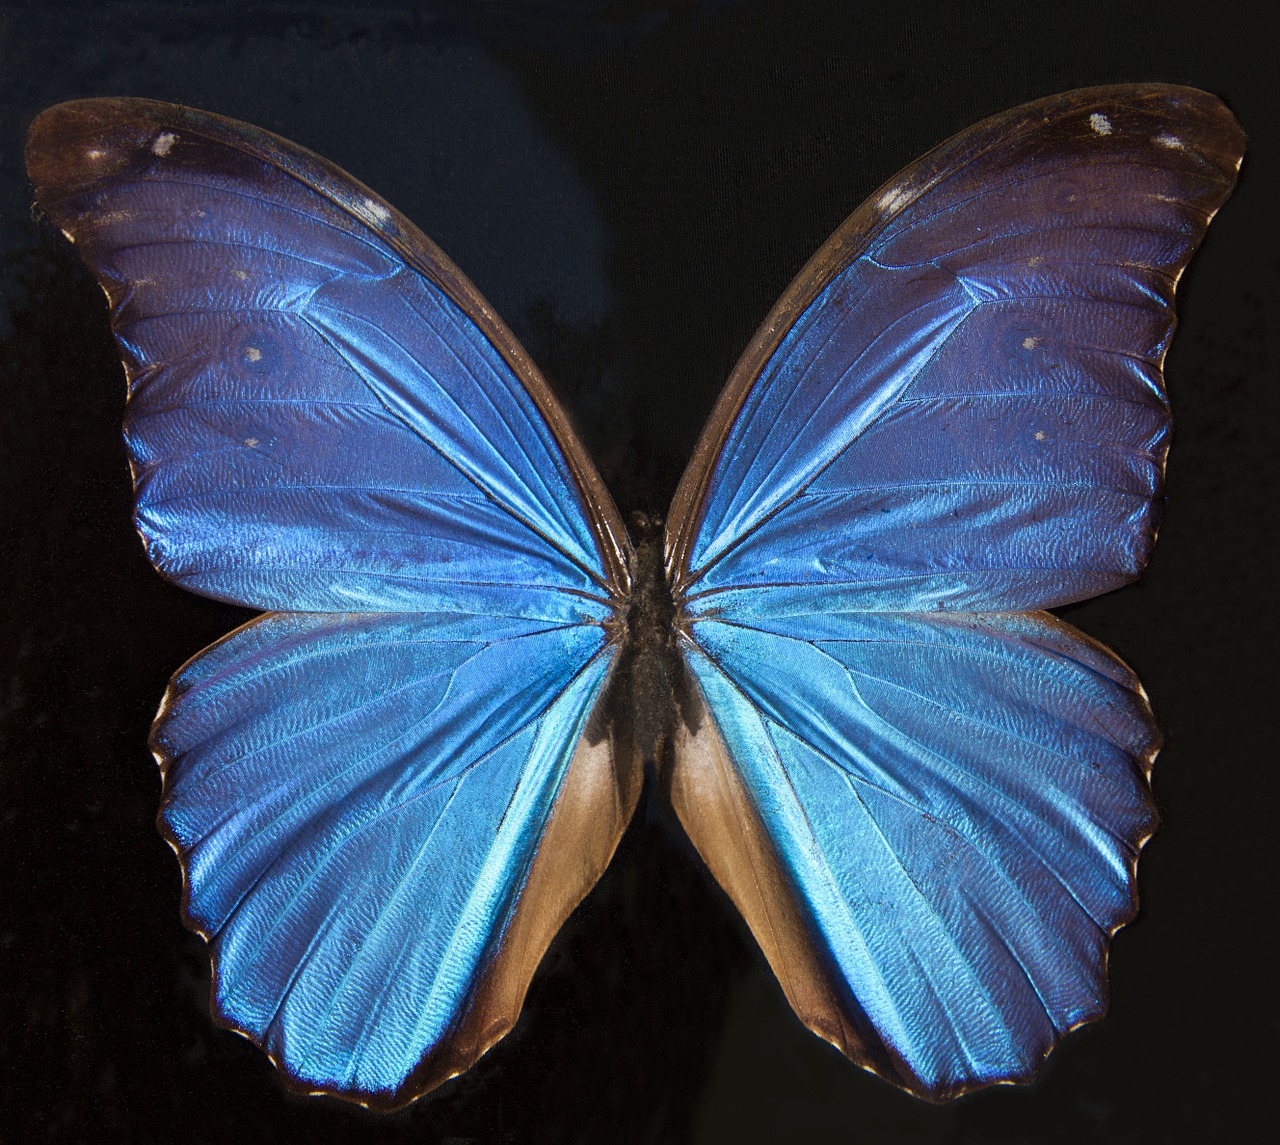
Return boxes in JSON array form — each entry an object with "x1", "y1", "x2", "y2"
[
  {"x1": 414, "y1": 727, "x2": 643, "y2": 1101},
  {"x1": 662, "y1": 83, "x2": 1245, "y2": 589},
  {"x1": 661, "y1": 84, "x2": 1242, "y2": 1099},
  {"x1": 31, "y1": 99, "x2": 643, "y2": 1108},
  {"x1": 665, "y1": 681, "x2": 922, "y2": 1095},
  {"x1": 27, "y1": 97, "x2": 632, "y2": 596},
  {"x1": 150, "y1": 641, "x2": 643, "y2": 1110},
  {"x1": 351, "y1": 716, "x2": 643, "y2": 1109}
]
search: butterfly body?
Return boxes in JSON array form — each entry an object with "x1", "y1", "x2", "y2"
[
  {"x1": 26, "y1": 85, "x2": 1243, "y2": 1108},
  {"x1": 603, "y1": 512, "x2": 684, "y2": 771}
]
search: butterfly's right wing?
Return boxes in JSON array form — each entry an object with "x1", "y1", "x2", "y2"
[
  {"x1": 27, "y1": 99, "x2": 639, "y2": 1107},
  {"x1": 662, "y1": 86, "x2": 1242, "y2": 1098},
  {"x1": 672, "y1": 611, "x2": 1158, "y2": 1098}
]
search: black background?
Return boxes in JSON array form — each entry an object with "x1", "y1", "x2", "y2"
[{"x1": 1, "y1": 2, "x2": 1274, "y2": 1142}]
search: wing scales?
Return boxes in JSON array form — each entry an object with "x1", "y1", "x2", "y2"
[
  {"x1": 27, "y1": 100, "x2": 629, "y2": 613},
  {"x1": 28, "y1": 87, "x2": 1245, "y2": 1106},
  {"x1": 669, "y1": 86, "x2": 1244, "y2": 613},
  {"x1": 678, "y1": 610, "x2": 1156, "y2": 1096},
  {"x1": 668, "y1": 86, "x2": 1240, "y2": 1098},
  {"x1": 157, "y1": 611, "x2": 635, "y2": 1105},
  {"x1": 27, "y1": 98, "x2": 638, "y2": 1107}
]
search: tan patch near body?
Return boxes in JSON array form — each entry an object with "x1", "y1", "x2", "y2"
[
  {"x1": 666, "y1": 687, "x2": 869, "y2": 1066},
  {"x1": 410, "y1": 716, "x2": 643, "y2": 1093}
]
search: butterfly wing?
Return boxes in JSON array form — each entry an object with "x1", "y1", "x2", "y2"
[
  {"x1": 27, "y1": 99, "x2": 629, "y2": 614},
  {"x1": 27, "y1": 99, "x2": 639, "y2": 1106},
  {"x1": 155, "y1": 611, "x2": 630, "y2": 1104},
  {"x1": 674, "y1": 613, "x2": 1158, "y2": 1098},
  {"x1": 664, "y1": 86, "x2": 1243, "y2": 1097}
]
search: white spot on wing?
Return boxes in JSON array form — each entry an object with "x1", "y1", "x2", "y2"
[
  {"x1": 244, "y1": 347, "x2": 263, "y2": 362},
  {"x1": 360, "y1": 196, "x2": 392, "y2": 225},
  {"x1": 1089, "y1": 113, "x2": 1113, "y2": 136},
  {"x1": 245, "y1": 438, "x2": 259, "y2": 448},
  {"x1": 1034, "y1": 431, "x2": 1047, "y2": 441},
  {"x1": 234, "y1": 269, "x2": 249, "y2": 280},
  {"x1": 152, "y1": 132, "x2": 178, "y2": 156},
  {"x1": 1021, "y1": 336, "x2": 1040, "y2": 350},
  {"x1": 877, "y1": 185, "x2": 913, "y2": 215},
  {"x1": 1155, "y1": 132, "x2": 1185, "y2": 150},
  {"x1": 86, "y1": 148, "x2": 106, "y2": 161}
]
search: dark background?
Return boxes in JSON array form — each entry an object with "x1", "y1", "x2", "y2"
[{"x1": 0, "y1": 2, "x2": 1274, "y2": 1142}]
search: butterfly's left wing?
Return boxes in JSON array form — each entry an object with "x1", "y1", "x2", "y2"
[
  {"x1": 154, "y1": 610, "x2": 632, "y2": 1105},
  {"x1": 27, "y1": 99, "x2": 638, "y2": 1107},
  {"x1": 664, "y1": 86, "x2": 1243, "y2": 1098}
]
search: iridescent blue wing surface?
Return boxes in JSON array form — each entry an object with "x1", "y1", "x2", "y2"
[
  {"x1": 28, "y1": 99, "x2": 629, "y2": 615},
  {"x1": 673, "y1": 613, "x2": 1157, "y2": 1098},
  {"x1": 26, "y1": 99, "x2": 639, "y2": 1107},
  {"x1": 667, "y1": 86, "x2": 1242, "y2": 613},
  {"x1": 155, "y1": 611, "x2": 632, "y2": 1104},
  {"x1": 664, "y1": 86, "x2": 1243, "y2": 1098}
]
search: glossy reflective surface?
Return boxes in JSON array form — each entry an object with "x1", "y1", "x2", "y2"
[
  {"x1": 675, "y1": 90, "x2": 1242, "y2": 614},
  {"x1": 27, "y1": 100, "x2": 628, "y2": 1107},
  {"x1": 668, "y1": 87, "x2": 1242, "y2": 1100},
  {"x1": 685, "y1": 613, "x2": 1156, "y2": 1097},
  {"x1": 158, "y1": 612, "x2": 612, "y2": 1098},
  {"x1": 25, "y1": 84, "x2": 1243, "y2": 1110}
]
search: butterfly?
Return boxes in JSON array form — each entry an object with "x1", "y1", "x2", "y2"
[{"x1": 25, "y1": 84, "x2": 1242, "y2": 1109}]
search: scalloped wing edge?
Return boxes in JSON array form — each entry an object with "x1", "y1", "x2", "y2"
[
  {"x1": 664, "y1": 83, "x2": 1245, "y2": 588},
  {"x1": 150, "y1": 615, "x2": 644, "y2": 1110},
  {"x1": 666, "y1": 611, "x2": 1160, "y2": 1101}
]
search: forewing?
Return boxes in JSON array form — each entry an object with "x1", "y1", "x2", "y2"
[
  {"x1": 670, "y1": 611, "x2": 1157, "y2": 1099},
  {"x1": 26, "y1": 99, "x2": 629, "y2": 615},
  {"x1": 156, "y1": 610, "x2": 639, "y2": 1107},
  {"x1": 667, "y1": 86, "x2": 1243, "y2": 612}
]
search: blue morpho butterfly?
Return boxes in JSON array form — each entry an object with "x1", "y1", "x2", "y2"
[{"x1": 26, "y1": 85, "x2": 1242, "y2": 1108}]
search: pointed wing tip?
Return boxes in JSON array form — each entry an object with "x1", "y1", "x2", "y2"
[
  {"x1": 26, "y1": 98, "x2": 207, "y2": 230},
  {"x1": 1120, "y1": 81, "x2": 1245, "y2": 139},
  {"x1": 956, "y1": 85, "x2": 1246, "y2": 206},
  {"x1": 25, "y1": 102, "x2": 88, "y2": 191},
  {"x1": 1131, "y1": 84, "x2": 1245, "y2": 177},
  {"x1": 1049, "y1": 84, "x2": 1245, "y2": 184},
  {"x1": 26, "y1": 99, "x2": 141, "y2": 189}
]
